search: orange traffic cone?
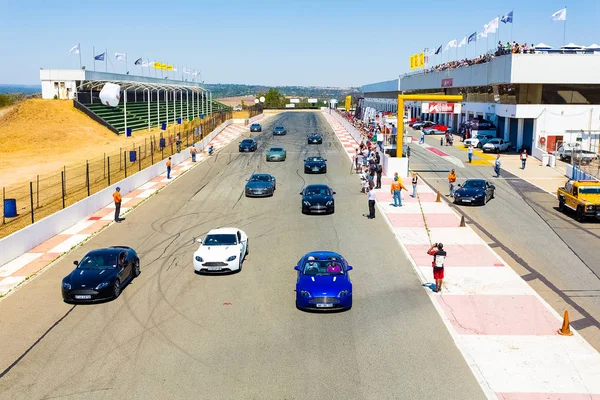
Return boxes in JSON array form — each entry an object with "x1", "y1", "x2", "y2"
[
  {"x1": 557, "y1": 310, "x2": 574, "y2": 336},
  {"x1": 459, "y1": 215, "x2": 466, "y2": 227},
  {"x1": 435, "y1": 191, "x2": 441, "y2": 202}
]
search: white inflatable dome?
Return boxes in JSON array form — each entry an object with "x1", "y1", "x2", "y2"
[{"x1": 99, "y1": 83, "x2": 121, "y2": 107}]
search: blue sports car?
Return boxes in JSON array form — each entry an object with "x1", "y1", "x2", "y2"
[
  {"x1": 294, "y1": 251, "x2": 353, "y2": 311},
  {"x1": 453, "y1": 179, "x2": 495, "y2": 205},
  {"x1": 273, "y1": 126, "x2": 287, "y2": 135}
]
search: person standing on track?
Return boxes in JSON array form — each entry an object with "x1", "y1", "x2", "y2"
[
  {"x1": 390, "y1": 175, "x2": 407, "y2": 207},
  {"x1": 411, "y1": 172, "x2": 418, "y2": 198},
  {"x1": 113, "y1": 186, "x2": 122, "y2": 223},
  {"x1": 175, "y1": 134, "x2": 181, "y2": 153},
  {"x1": 468, "y1": 144, "x2": 474, "y2": 163},
  {"x1": 520, "y1": 149, "x2": 528, "y2": 169},
  {"x1": 375, "y1": 152, "x2": 382, "y2": 189},
  {"x1": 190, "y1": 146, "x2": 197, "y2": 162},
  {"x1": 427, "y1": 242, "x2": 447, "y2": 293},
  {"x1": 365, "y1": 187, "x2": 377, "y2": 219},
  {"x1": 166, "y1": 157, "x2": 172, "y2": 179},
  {"x1": 448, "y1": 169, "x2": 457, "y2": 197},
  {"x1": 494, "y1": 154, "x2": 502, "y2": 177}
]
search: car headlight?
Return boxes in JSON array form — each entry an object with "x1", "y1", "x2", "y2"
[
  {"x1": 303, "y1": 201, "x2": 311, "y2": 206},
  {"x1": 326, "y1": 200, "x2": 333, "y2": 206},
  {"x1": 195, "y1": 256, "x2": 203, "y2": 262},
  {"x1": 300, "y1": 290, "x2": 311, "y2": 298},
  {"x1": 62, "y1": 282, "x2": 71, "y2": 290},
  {"x1": 226, "y1": 255, "x2": 237, "y2": 262},
  {"x1": 475, "y1": 193, "x2": 484, "y2": 197},
  {"x1": 338, "y1": 290, "x2": 349, "y2": 297},
  {"x1": 454, "y1": 193, "x2": 460, "y2": 197},
  {"x1": 586, "y1": 205, "x2": 594, "y2": 211},
  {"x1": 95, "y1": 281, "x2": 110, "y2": 290}
]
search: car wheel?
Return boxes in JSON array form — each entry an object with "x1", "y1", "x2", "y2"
[
  {"x1": 238, "y1": 253, "x2": 243, "y2": 271},
  {"x1": 558, "y1": 198, "x2": 565, "y2": 212},
  {"x1": 113, "y1": 280, "x2": 121, "y2": 299},
  {"x1": 576, "y1": 206, "x2": 585, "y2": 222},
  {"x1": 245, "y1": 240, "x2": 249, "y2": 256},
  {"x1": 495, "y1": 148, "x2": 500, "y2": 154},
  {"x1": 330, "y1": 206, "x2": 335, "y2": 214},
  {"x1": 483, "y1": 193, "x2": 488, "y2": 204},
  {"x1": 323, "y1": 168, "x2": 327, "y2": 173},
  {"x1": 133, "y1": 259, "x2": 141, "y2": 278}
]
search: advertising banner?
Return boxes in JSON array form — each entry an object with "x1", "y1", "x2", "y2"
[
  {"x1": 441, "y1": 78, "x2": 453, "y2": 87},
  {"x1": 285, "y1": 103, "x2": 295, "y2": 108},
  {"x1": 410, "y1": 52, "x2": 425, "y2": 69},
  {"x1": 345, "y1": 95, "x2": 351, "y2": 112},
  {"x1": 290, "y1": 98, "x2": 300, "y2": 103},
  {"x1": 308, "y1": 98, "x2": 318, "y2": 103},
  {"x1": 422, "y1": 102, "x2": 461, "y2": 114}
]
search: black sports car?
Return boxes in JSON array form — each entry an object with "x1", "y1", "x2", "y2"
[
  {"x1": 62, "y1": 246, "x2": 140, "y2": 303},
  {"x1": 250, "y1": 123, "x2": 262, "y2": 132},
  {"x1": 453, "y1": 179, "x2": 495, "y2": 205},
  {"x1": 245, "y1": 173, "x2": 276, "y2": 197},
  {"x1": 239, "y1": 138, "x2": 257, "y2": 152},
  {"x1": 307, "y1": 133, "x2": 323, "y2": 144},
  {"x1": 273, "y1": 126, "x2": 287, "y2": 135},
  {"x1": 304, "y1": 156, "x2": 327, "y2": 174},
  {"x1": 301, "y1": 184, "x2": 335, "y2": 214}
]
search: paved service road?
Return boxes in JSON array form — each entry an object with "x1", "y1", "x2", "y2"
[
  {"x1": 408, "y1": 131, "x2": 600, "y2": 350},
  {"x1": 0, "y1": 113, "x2": 485, "y2": 400}
]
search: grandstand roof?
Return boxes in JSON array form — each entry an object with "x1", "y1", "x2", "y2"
[{"x1": 78, "y1": 79, "x2": 206, "y2": 93}]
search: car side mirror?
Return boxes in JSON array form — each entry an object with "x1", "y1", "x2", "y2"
[
  {"x1": 490, "y1": 185, "x2": 495, "y2": 189},
  {"x1": 299, "y1": 192, "x2": 303, "y2": 195},
  {"x1": 294, "y1": 265, "x2": 300, "y2": 271},
  {"x1": 457, "y1": 184, "x2": 461, "y2": 187},
  {"x1": 196, "y1": 238, "x2": 203, "y2": 244},
  {"x1": 332, "y1": 191, "x2": 336, "y2": 195},
  {"x1": 324, "y1": 159, "x2": 327, "y2": 161},
  {"x1": 347, "y1": 266, "x2": 353, "y2": 271},
  {"x1": 73, "y1": 260, "x2": 79, "y2": 266},
  {"x1": 303, "y1": 159, "x2": 306, "y2": 161}
]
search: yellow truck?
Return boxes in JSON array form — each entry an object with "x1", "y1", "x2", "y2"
[{"x1": 557, "y1": 180, "x2": 600, "y2": 221}]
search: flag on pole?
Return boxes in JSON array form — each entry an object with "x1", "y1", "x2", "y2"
[
  {"x1": 551, "y1": 7, "x2": 566, "y2": 21},
  {"x1": 134, "y1": 58, "x2": 142, "y2": 66},
  {"x1": 501, "y1": 11, "x2": 513, "y2": 23},
  {"x1": 172, "y1": 66, "x2": 177, "y2": 72},
  {"x1": 485, "y1": 17, "x2": 499, "y2": 34},
  {"x1": 468, "y1": 32, "x2": 477, "y2": 43},
  {"x1": 166, "y1": 65, "x2": 173, "y2": 71},
  {"x1": 434, "y1": 45, "x2": 442, "y2": 55},
  {"x1": 161, "y1": 63, "x2": 168, "y2": 70},
  {"x1": 115, "y1": 52, "x2": 126, "y2": 61},
  {"x1": 444, "y1": 39, "x2": 458, "y2": 51},
  {"x1": 142, "y1": 61, "x2": 151, "y2": 67},
  {"x1": 458, "y1": 36, "x2": 467, "y2": 47},
  {"x1": 94, "y1": 52, "x2": 105, "y2": 61},
  {"x1": 477, "y1": 30, "x2": 488, "y2": 39},
  {"x1": 153, "y1": 61, "x2": 161, "y2": 69},
  {"x1": 69, "y1": 43, "x2": 80, "y2": 55}
]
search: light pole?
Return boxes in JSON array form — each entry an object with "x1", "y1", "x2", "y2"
[{"x1": 254, "y1": 98, "x2": 259, "y2": 116}]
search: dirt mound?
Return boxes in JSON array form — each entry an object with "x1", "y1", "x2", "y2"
[{"x1": 0, "y1": 99, "x2": 159, "y2": 187}]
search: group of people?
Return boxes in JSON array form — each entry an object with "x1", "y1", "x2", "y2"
[
  {"x1": 344, "y1": 113, "x2": 397, "y2": 151},
  {"x1": 496, "y1": 41, "x2": 536, "y2": 56},
  {"x1": 425, "y1": 53, "x2": 493, "y2": 74}
]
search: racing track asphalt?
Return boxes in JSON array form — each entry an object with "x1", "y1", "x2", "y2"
[{"x1": 0, "y1": 112, "x2": 485, "y2": 400}]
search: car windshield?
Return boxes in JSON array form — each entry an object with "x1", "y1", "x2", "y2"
[
  {"x1": 306, "y1": 157, "x2": 324, "y2": 162},
  {"x1": 305, "y1": 187, "x2": 330, "y2": 196},
  {"x1": 270, "y1": 148, "x2": 283, "y2": 152},
  {"x1": 250, "y1": 175, "x2": 271, "y2": 182},
  {"x1": 77, "y1": 254, "x2": 119, "y2": 270},
  {"x1": 310, "y1": 134, "x2": 320, "y2": 137},
  {"x1": 204, "y1": 234, "x2": 237, "y2": 246},
  {"x1": 241, "y1": 140, "x2": 254, "y2": 144},
  {"x1": 579, "y1": 187, "x2": 600, "y2": 194},
  {"x1": 462, "y1": 180, "x2": 486, "y2": 189},
  {"x1": 302, "y1": 260, "x2": 345, "y2": 275},
  {"x1": 275, "y1": 126, "x2": 284, "y2": 129}
]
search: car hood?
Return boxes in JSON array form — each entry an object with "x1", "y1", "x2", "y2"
[
  {"x1": 303, "y1": 194, "x2": 333, "y2": 204},
  {"x1": 298, "y1": 274, "x2": 351, "y2": 295},
  {"x1": 455, "y1": 187, "x2": 484, "y2": 197},
  {"x1": 482, "y1": 142, "x2": 497, "y2": 148},
  {"x1": 308, "y1": 136, "x2": 321, "y2": 140},
  {"x1": 267, "y1": 151, "x2": 285, "y2": 156},
  {"x1": 66, "y1": 268, "x2": 118, "y2": 287},
  {"x1": 195, "y1": 245, "x2": 239, "y2": 261},
  {"x1": 240, "y1": 143, "x2": 255, "y2": 148},
  {"x1": 246, "y1": 181, "x2": 273, "y2": 189},
  {"x1": 305, "y1": 161, "x2": 326, "y2": 168}
]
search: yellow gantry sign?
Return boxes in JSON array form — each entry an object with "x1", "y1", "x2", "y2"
[
  {"x1": 345, "y1": 95, "x2": 351, "y2": 112},
  {"x1": 396, "y1": 94, "x2": 463, "y2": 158},
  {"x1": 409, "y1": 52, "x2": 425, "y2": 70}
]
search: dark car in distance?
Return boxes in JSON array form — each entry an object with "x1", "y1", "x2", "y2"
[
  {"x1": 307, "y1": 133, "x2": 323, "y2": 144},
  {"x1": 239, "y1": 138, "x2": 257, "y2": 152},
  {"x1": 250, "y1": 123, "x2": 262, "y2": 132},
  {"x1": 62, "y1": 246, "x2": 140, "y2": 303},
  {"x1": 245, "y1": 173, "x2": 276, "y2": 197},
  {"x1": 301, "y1": 184, "x2": 335, "y2": 214},
  {"x1": 453, "y1": 179, "x2": 495, "y2": 205},
  {"x1": 273, "y1": 126, "x2": 287, "y2": 135},
  {"x1": 304, "y1": 156, "x2": 327, "y2": 174}
]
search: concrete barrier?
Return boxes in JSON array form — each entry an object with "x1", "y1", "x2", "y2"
[{"x1": 0, "y1": 117, "x2": 242, "y2": 267}]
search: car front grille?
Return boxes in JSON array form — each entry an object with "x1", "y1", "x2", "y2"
[
  {"x1": 202, "y1": 262, "x2": 228, "y2": 267},
  {"x1": 309, "y1": 297, "x2": 340, "y2": 305}
]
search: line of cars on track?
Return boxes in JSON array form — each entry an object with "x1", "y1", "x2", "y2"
[{"x1": 63, "y1": 121, "x2": 352, "y2": 311}]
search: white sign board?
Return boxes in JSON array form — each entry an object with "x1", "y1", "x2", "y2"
[
  {"x1": 422, "y1": 102, "x2": 462, "y2": 114},
  {"x1": 330, "y1": 99, "x2": 338, "y2": 103},
  {"x1": 285, "y1": 103, "x2": 295, "y2": 108},
  {"x1": 290, "y1": 98, "x2": 300, "y2": 103},
  {"x1": 308, "y1": 98, "x2": 318, "y2": 103}
]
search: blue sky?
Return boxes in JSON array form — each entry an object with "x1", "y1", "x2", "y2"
[{"x1": 0, "y1": 0, "x2": 597, "y2": 87}]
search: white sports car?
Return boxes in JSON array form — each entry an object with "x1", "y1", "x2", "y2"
[{"x1": 193, "y1": 228, "x2": 249, "y2": 273}]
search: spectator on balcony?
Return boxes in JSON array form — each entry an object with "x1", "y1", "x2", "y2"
[
  {"x1": 523, "y1": 43, "x2": 529, "y2": 53},
  {"x1": 512, "y1": 43, "x2": 520, "y2": 54}
]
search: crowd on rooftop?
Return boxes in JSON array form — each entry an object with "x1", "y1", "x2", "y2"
[{"x1": 424, "y1": 41, "x2": 537, "y2": 74}]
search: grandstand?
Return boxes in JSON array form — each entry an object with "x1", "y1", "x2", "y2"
[{"x1": 40, "y1": 70, "x2": 230, "y2": 134}]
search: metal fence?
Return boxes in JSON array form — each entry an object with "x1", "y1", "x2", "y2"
[
  {"x1": 0, "y1": 111, "x2": 232, "y2": 239},
  {"x1": 559, "y1": 130, "x2": 600, "y2": 181}
]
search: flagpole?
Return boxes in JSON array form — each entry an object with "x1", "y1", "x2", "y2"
[
  {"x1": 125, "y1": 54, "x2": 128, "y2": 74},
  {"x1": 563, "y1": 6, "x2": 567, "y2": 46},
  {"x1": 78, "y1": 43, "x2": 82, "y2": 69},
  {"x1": 93, "y1": 46, "x2": 96, "y2": 71},
  {"x1": 105, "y1": 48, "x2": 108, "y2": 72}
]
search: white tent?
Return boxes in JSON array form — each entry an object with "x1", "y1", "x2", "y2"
[
  {"x1": 561, "y1": 42, "x2": 584, "y2": 49},
  {"x1": 585, "y1": 44, "x2": 600, "y2": 50},
  {"x1": 534, "y1": 43, "x2": 552, "y2": 50}
]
